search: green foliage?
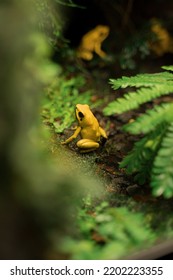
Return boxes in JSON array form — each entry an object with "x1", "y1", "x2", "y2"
[
  {"x1": 35, "y1": 0, "x2": 85, "y2": 56},
  {"x1": 120, "y1": 124, "x2": 167, "y2": 185},
  {"x1": 104, "y1": 72, "x2": 173, "y2": 114},
  {"x1": 104, "y1": 67, "x2": 173, "y2": 198},
  {"x1": 0, "y1": 0, "x2": 104, "y2": 259},
  {"x1": 151, "y1": 122, "x2": 173, "y2": 197},
  {"x1": 54, "y1": 0, "x2": 85, "y2": 8},
  {"x1": 35, "y1": 0, "x2": 65, "y2": 48},
  {"x1": 42, "y1": 75, "x2": 93, "y2": 133},
  {"x1": 61, "y1": 201, "x2": 155, "y2": 259},
  {"x1": 119, "y1": 40, "x2": 149, "y2": 70}
]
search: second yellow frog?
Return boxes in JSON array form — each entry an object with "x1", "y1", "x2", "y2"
[
  {"x1": 77, "y1": 25, "x2": 110, "y2": 60},
  {"x1": 62, "y1": 104, "x2": 107, "y2": 153}
]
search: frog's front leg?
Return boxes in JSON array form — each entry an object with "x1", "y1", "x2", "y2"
[
  {"x1": 62, "y1": 126, "x2": 81, "y2": 144},
  {"x1": 99, "y1": 126, "x2": 107, "y2": 139},
  {"x1": 94, "y1": 42, "x2": 107, "y2": 58},
  {"x1": 77, "y1": 139, "x2": 99, "y2": 153}
]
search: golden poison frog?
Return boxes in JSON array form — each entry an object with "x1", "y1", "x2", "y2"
[
  {"x1": 77, "y1": 25, "x2": 110, "y2": 60},
  {"x1": 149, "y1": 19, "x2": 173, "y2": 56},
  {"x1": 62, "y1": 104, "x2": 107, "y2": 153}
]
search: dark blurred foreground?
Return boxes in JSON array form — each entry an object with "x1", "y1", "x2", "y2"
[{"x1": 0, "y1": 0, "x2": 101, "y2": 259}]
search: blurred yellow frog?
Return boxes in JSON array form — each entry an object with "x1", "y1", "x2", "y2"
[
  {"x1": 77, "y1": 25, "x2": 110, "y2": 60},
  {"x1": 62, "y1": 104, "x2": 107, "y2": 153},
  {"x1": 149, "y1": 19, "x2": 173, "y2": 56}
]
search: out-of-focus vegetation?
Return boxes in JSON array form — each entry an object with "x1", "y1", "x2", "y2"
[
  {"x1": 35, "y1": 0, "x2": 68, "y2": 50},
  {"x1": 0, "y1": 0, "x2": 102, "y2": 259},
  {"x1": 61, "y1": 201, "x2": 156, "y2": 259},
  {"x1": 104, "y1": 67, "x2": 173, "y2": 198},
  {"x1": 118, "y1": 18, "x2": 173, "y2": 69}
]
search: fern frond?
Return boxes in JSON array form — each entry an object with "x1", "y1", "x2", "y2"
[
  {"x1": 104, "y1": 84, "x2": 173, "y2": 115},
  {"x1": 162, "y1": 65, "x2": 173, "y2": 71},
  {"x1": 151, "y1": 122, "x2": 173, "y2": 198},
  {"x1": 120, "y1": 137, "x2": 150, "y2": 176},
  {"x1": 123, "y1": 103, "x2": 173, "y2": 134},
  {"x1": 120, "y1": 124, "x2": 167, "y2": 184},
  {"x1": 104, "y1": 70, "x2": 173, "y2": 116},
  {"x1": 109, "y1": 72, "x2": 173, "y2": 90}
]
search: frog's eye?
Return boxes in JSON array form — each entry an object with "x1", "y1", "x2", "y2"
[{"x1": 78, "y1": 112, "x2": 84, "y2": 121}]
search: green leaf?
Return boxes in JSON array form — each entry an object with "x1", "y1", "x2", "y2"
[
  {"x1": 151, "y1": 122, "x2": 173, "y2": 198},
  {"x1": 123, "y1": 103, "x2": 173, "y2": 134},
  {"x1": 109, "y1": 72, "x2": 173, "y2": 90},
  {"x1": 162, "y1": 65, "x2": 173, "y2": 71},
  {"x1": 120, "y1": 124, "x2": 167, "y2": 184},
  {"x1": 104, "y1": 84, "x2": 173, "y2": 115},
  {"x1": 104, "y1": 70, "x2": 173, "y2": 115}
]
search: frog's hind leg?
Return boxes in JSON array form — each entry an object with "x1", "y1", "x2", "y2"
[
  {"x1": 77, "y1": 49, "x2": 93, "y2": 61},
  {"x1": 77, "y1": 139, "x2": 99, "y2": 153}
]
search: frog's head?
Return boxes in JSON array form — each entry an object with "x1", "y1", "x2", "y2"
[
  {"x1": 96, "y1": 25, "x2": 110, "y2": 40},
  {"x1": 75, "y1": 104, "x2": 92, "y2": 126}
]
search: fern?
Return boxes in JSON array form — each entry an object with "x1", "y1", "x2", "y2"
[
  {"x1": 123, "y1": 103, "x2": 173, "y2": 134},
  {"x1": 104, "y1": 70, "x2": 173, "y2": 115},
  {"x1": 104, "y1": 67, "x2": 173, "y2": 198},
  {"x1": 109, "y1": 72, "x2": 173, "y2": 90},
  {"x1": 151, "y1": 122, "x2": 173, "y2": 198},
  {"x1": 104, "y1": 84, "x2": 173, "y2": 115},
  {"x1": 120, "y1": 124, "x2": 166, "y2": 184}
]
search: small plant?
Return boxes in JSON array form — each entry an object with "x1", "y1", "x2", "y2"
[
  {"x1": 104, "y1": 66, "x2": 173, "y2": 198},
  {"x1": 119, "y1": 38, "x2": 149, "y2": 70},
  {"x1": 42, "y1": 74, "x2": 93, "y2": 133},
  {"x1": 61, "y1": 201, "x2": 155, "y2": 259}
]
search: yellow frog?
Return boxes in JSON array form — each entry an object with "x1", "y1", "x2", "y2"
[
  {"x1": 62, "y1": 104, "x2": 107, "y2": 153},
  {"x1": 77, "y1": 25, "x2": 110, "y2": 60},
  {"x1": 149, "y1": 19, "x2": 173, "y2": 56}
]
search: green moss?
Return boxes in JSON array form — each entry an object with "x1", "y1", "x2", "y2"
[{"x1": 42, "y1": 75, "x2": 94, "y2": 133}]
